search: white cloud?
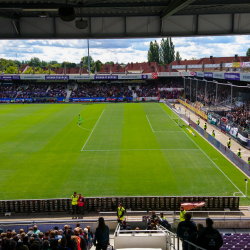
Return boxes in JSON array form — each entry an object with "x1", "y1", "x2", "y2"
[{"x1": 0, "y1": 35, "x2": 249, "y2": 63}]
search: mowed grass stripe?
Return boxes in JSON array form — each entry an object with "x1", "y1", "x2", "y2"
[
  {"x1": 63, "y1": 105, "x2": 123, "y2": 197},
  {"x1": 159, "y1": 103, "x2": 246, "y2": 197},
  {"x1": 118, "y1": 103, "x2": 179, "y2": 196},
  {"x1": 0, "y1": 104, "x2": 88, "y2": 199},
  {"x1": 0, "y1": 104, "x2": 29, "y2": 117}
]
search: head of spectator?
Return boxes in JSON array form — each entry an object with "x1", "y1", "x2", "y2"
[
  {"x1": 98, "y1": 217, "x2": 106, "y2": 234},
  {"x1": 53, "y1": 227, "x2": 58, "y2": 231},
  {"x1": 50, "y1": 231, "x2": 56, "y2": 239},
  {"x1": 121, "y1": 219, "x2": 127, "y2": 227},
  {"x1": 150, "y1": 222, "x2": 156, "y2": 230},
  {"x1": 151, "y1": 211, "x2": 156, "y2": 216},
  {"x1": 83, "y1": 228, "x2": 88, "y2": 235},
  {"x1": 29, "y1": 237, "x2": 35, "y2": 244},
  {"x1": 20, "y1": 245, "x2": 29, "y2": 250},
  {"x1": 33, "y1": 226, "x2": 38, "y2": 232},
  {"x1": 50, "y1": 239, "x2": 58, "y2": 250},
  {"x1": 86, "y1": 226, "x2": 91, "y2": 233},
  {"x1": 135, "y1": 227, "x2": 140, "y2": 230},
  {"x1": 71, "y1": 236, "x2": 78, "y2": 244},
  {"x1": 58, "y1": 230, "x2": 63, "y2": 236},
  {"x1": 66, "y1": 229, "x2": 72, "y2": 236},
  {"x1": 154, "y1": 218, "x2": 160, "y2": 226},
  {"x1": 73, "y1": 228, "x2": 79, "y2": 236},
  {"x1": 23, "y1": 236, "x2": 29, "y2": 245},
  {"x1": 76, "y1": 223, "x2": 80, "y2": 228},
  {"x1": 19, "y1": 229, "x2": 24, "y2": 235},
  {"x1": 30, "y1": 243, "x2": 40, "y2": 250},
  {"x1": 60, "y1": 237, "x2": 67, "y2": 247},
  {"x1": 42, "y1": 240, "x2": 49, "y2": 250},
  {"x1": 20, "y1": 233, "x2": 26, "y2": 242},
  {"x1": 6, "y1": 231, "x2": 12, "y2": 239},
  {"x1": 38, "y1": 232, "x2": 43, "y2": 240},
  {"x1": 197, "y1": 224, "x2": 204, "y2": 231},
  {"x1": 184, "y1": 213, "x2": 191, "y2": 222},
  {"x1": 78, "y1": 228, "x2": 83, "y2": 236},
  {"x1": 43, "y1": 231, "x2": 49, "y2": 241},
  {"x1": 10, "y1": 240, "x2": 17, "y2": 250},
  {"x1": 206, "y1": 218, "x2": 214, "y2": 228},
  {"x1": 13, "y1": 235, "x2": 19, "y2": 243},
  {"x1": 27, "y1": 227, "x2": 34, "y2": 236},
  {"x1": 32, "y1": 234, "x2": 37, "y2": 239},
  {"x1": 159, "y1": 212, "x2": 164, "y2": 218}
]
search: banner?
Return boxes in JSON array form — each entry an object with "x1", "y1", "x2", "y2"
[
  {"x1": 0, "y1": 75, "x2": 20, "y2": 80},
  {"x1": 241, "y1": 62, "x2": 250, "y2": 67},
  {"x1": 232, "y1": 62, "x2": 241, "y2": 68},
  {"x1": 45, "y1": 75, "x2": 69, "y2": 80},
  {"x1": 213, "y1": 72, "x2": 224, "y2": 79},
  {"x1": 230, "y1": 126, "x2": 238, "y2": 138},
  {"x1": 20, "y1": 75, "x2": 45, "y2": 80},
  {"x1": 224, "y1": 73, "x2": 240, "y2": 81},
  {"x1": 204, "y1": 72, "x2": 213, "y2": 78},
  {"x1": 178, "y1": 99, "x2": 207, "y2": 120},
  {"x1": 237, "y1": 129, "x2": 249, "y2": 146}
]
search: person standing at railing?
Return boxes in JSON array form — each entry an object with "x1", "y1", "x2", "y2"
[
  {"x1": 180, "y1": 206, "x2": 186, "y2": 221},
  {"x1": 248, "y1": 157, "x2": 250, "y2": 165},
  {"x1": 212, "y1": 130, "x2": 215, "y2": 137},
  {"x1": 117, "y1": 203, "x2": 125, "y2": 223},
  {"x1": 71, "y1": 192, "x2": 79, "y2": 215},
  {"x1": 196, "y1": 218, "x2": 223, "y2": 250},
  {"x1": 237, "y1": 148, "x2": 241, "y2": 158},
  {"x1": 197, "y1": 118, "x2": 200, "y2": 126},
  {"x1": 204, "y1": 122, "x2": 207, "y2": 131},
  {"x1": 177, "y1": 213, "x2": 197, "y2": 250},
  {"x1": 227, "y1": 138, "x2": 231, "y2": 149}
]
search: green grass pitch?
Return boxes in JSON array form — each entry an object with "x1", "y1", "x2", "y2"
[{"x1": 0, "y1": 103, "x2": 249, "y2": 205}]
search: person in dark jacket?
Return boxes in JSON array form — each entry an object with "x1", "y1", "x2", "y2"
[
  {"x1": 94, "y1": 217, "x2": 109, "y2": 250},
  {"x1": 120, "y1": 219, "x2": 131, "y2": 231},
  {"x1": 196, "y1": 218, "x2": 223, "y2": 250},
  {"x1": 176, "y1": 213, "x2": 197, "y2": 250}
]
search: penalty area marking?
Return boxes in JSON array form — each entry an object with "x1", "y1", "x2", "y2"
[
  {"x1": 158, "y1": 103, "x2": 245, "y2": 197},
  {"x1": 146, "y1": 115, "x2": 154, "y2": 132},
  {"x1": 81, "y1": 109, "x2": 105, "y2": 151}
]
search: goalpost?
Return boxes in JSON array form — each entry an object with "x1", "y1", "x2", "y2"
[{"x1": 164, "y1": 100, "x2": 190, "y2": 127}]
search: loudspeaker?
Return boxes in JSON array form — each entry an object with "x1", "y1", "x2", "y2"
[{"x1": 58, "y1": 7, "x2": 75, "y2": 22}]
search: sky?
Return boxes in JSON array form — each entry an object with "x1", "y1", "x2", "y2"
[{"x1": 0, "y1": 35, "x2": 250, "y2": 64}]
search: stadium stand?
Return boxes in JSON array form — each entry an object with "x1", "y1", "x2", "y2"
[{"x1": 0, "y1": 84, "x2": 20, "y2": 98}]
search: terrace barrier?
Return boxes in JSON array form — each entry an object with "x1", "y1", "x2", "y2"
[{"x1": 0, "y1": 196, "x2": 239, "y2": 214}]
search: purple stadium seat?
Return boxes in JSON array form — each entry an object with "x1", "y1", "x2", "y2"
[
  {"x1": 234, "y1": 247, "x2": 241, "y2": 250},
  {"x1": 220, "y1": 248, "x2": 228, "y2": 250}
]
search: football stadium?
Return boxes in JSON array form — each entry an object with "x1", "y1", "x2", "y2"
[{"x1": 1, "y1": 1, "x2": 250, "y2": 250}]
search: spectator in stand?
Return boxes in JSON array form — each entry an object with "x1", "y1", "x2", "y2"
[
  {"x1": 94, "y1": 217, "x2": 109, "y2": 250},
  {"x1": 77, "y1": 194, "x2": 84, "y2": 215},
  {"x1": 65, "y1": 234, "x2": 76, "y2": 250},
  {"x1": 56, "y1": 230, "x2": 63, "y2": 240},
  {"x1": 33, "y1": 227, "x2": 40, "y2": 236},
  {"x1": 73, "y1": 228, "x2": 86, "y2": 250},
  {"x1": 146, "y1": 222, "x2": 157, "y2": 233},
  {"x1": 23, "y1": 236, "x2": 31, "y2": 250},
  {"x1": 27, "y1": 228, "x2": 34, "y2": 237},
  {"x1": 86, "y1": 226, "x2": 93, "y2": 246},
  {"x1": 120, "y1": 219, "x2": 131, "y2": 231},
  {"x1": 58, "y1": 237, "x2": 70, "y2": 250},
  {"x1": 38, "y1": 233, "x2": 43, "y2": 242},
  {"x1": 189, "y1": 224, "x2": 204, "y2": 243},
  {"x1": 177, "y1": 213, "x2": 197, "y2": 250},
  {"x1": 196, "y1": 218, "x2": 223, "y2": 250},
  {"x1": 18, "y1": 229, "x2": 25, "y2": 238}
]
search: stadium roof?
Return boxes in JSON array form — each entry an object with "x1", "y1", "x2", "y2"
[{"x1": 0, "y1": 0, "x2": 250, "y2": 39}]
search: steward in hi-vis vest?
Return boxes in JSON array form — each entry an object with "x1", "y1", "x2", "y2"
[
  {"x1": 212, "y1": 130, "x2": 215, "y2": 137},
  {"x1": 227, "y1": 138, "x2": 231, "y2": 149},
  {"x1": 204, "y1": 123, "x2": 207, "y2": 131},
  {"x1": 117, "y1": 203, "x2": 125, "y2": 223},
  {"x1": 237, "y1": 148, "x2": 241, "y2": 158}
]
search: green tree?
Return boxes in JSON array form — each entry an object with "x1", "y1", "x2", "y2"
[
  {"x1": 61, "y1": 62, "x2": 77, "y2": 68},
  {"x1": 5, "y1": 66, "x2": 18, "y2": 74},
  {"x1": 147, "y1": 40, "x2": 160, "y2": 63},
  {"x1": 104, "y1": 61, "x2": 114, "y2": 65},
  {"x1": 28, "y1": 57, "x2": 41, "y2": 67},
  {"x1": 91, "y1": 60, "x2": 102, "y2": 73},
  {"x1": 247, "y1": 48, "x2": 250, "y2": 56},
  {"x1": 176, "y1": 51, "x2": 182, "y2": 61},
  {"x1": 169, "y1": 38, "x2": 175, "y2": 63}
]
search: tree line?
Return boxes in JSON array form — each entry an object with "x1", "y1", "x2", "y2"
[
  {"x1": 147, "y1": 38, "x2": 181, "y2": 65},
  {"x1": 0, "y1": 56, "x2": 121, "y2": 74}
]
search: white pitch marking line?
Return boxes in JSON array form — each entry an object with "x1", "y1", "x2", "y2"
[
  {"x1": 78, "y1": 124, "x2": 92, "y2": 131},
  {"x1": 158, "y1": 103, "x2": 245, "y2": 197},
  {"x1": 154, "y1": 131, "x2": 183, "y2": 132},
  {"x1": 146, "y1": 115, "x2": 154, "y2": 132},
  {"x1": 81, "y1": 109, "x2": 105, "y2": 151},
  {"x1": 81, "y1": 149, "x2": 201, "y2": 151}
]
